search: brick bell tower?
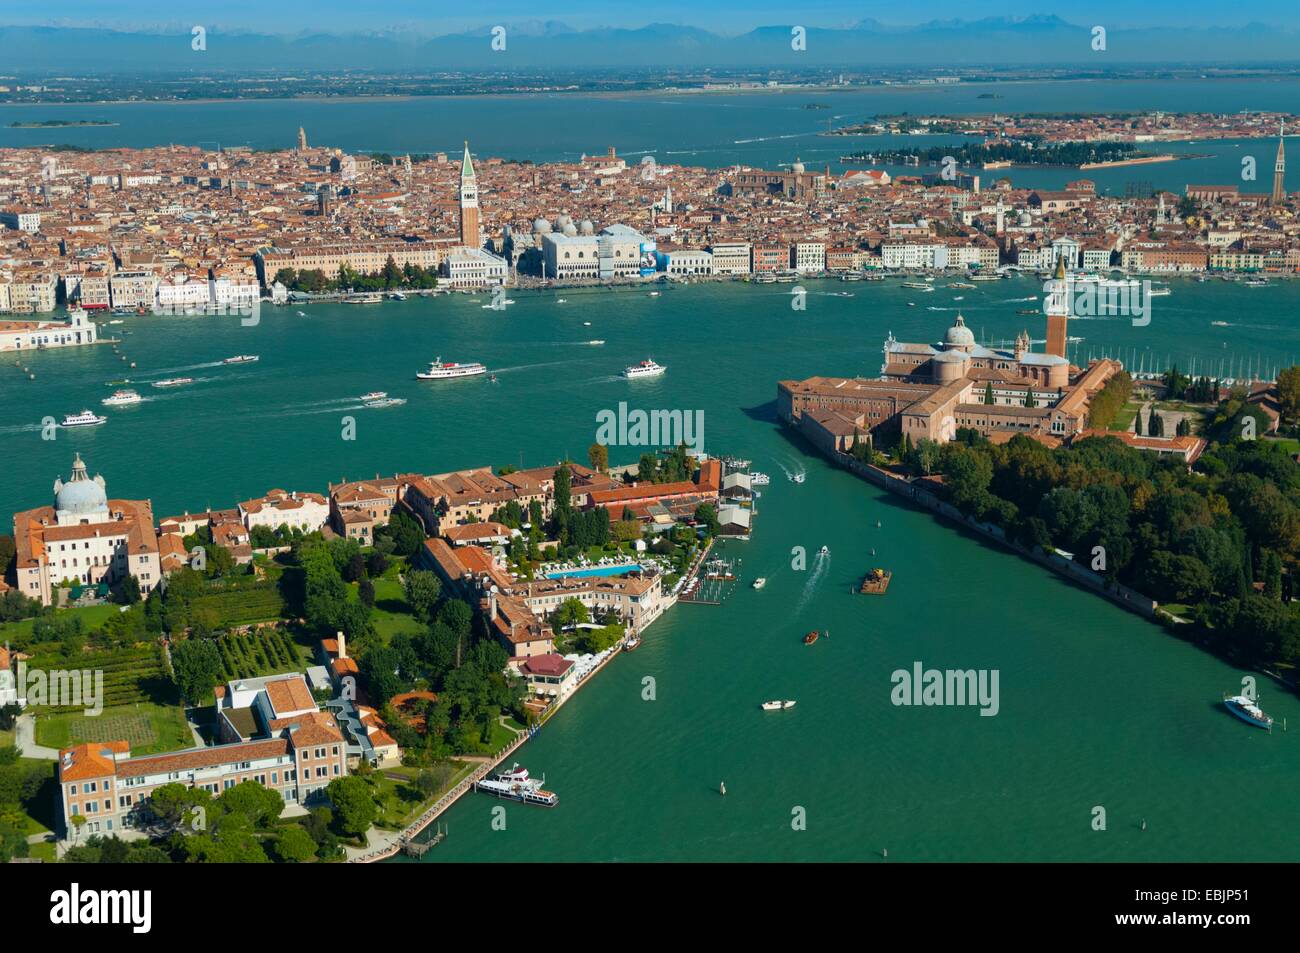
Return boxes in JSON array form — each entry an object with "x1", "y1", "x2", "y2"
[
  {"x1": 459, "y1": 140, "x2": 480, "y2": 248},
  {"x1": 1272, "y1": 121, "x2": 1287, "y2": 206},
  {"x1": 1044, "y1": 257, "x2": 1069, "y2": 360}
]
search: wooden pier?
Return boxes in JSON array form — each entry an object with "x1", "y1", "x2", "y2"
[
  {"x1": 858, "y1": 568, "x2": 892, "y2": 595},
  {"x1": 401, "y1": 823, "x2": 446, "y2": 857}
]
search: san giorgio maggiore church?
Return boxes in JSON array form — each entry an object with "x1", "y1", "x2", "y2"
[
  {"x1": 778, "y1": 265, "x2": 1122, "y2": 454},
  {"x1": 11, "y1": 453, "x2": 162, "y2": 606}
]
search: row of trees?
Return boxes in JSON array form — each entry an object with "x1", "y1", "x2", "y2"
[
  {"x1": 902, "y1": 420, "x2": 1300, "y2": 668},
  {"x1": 271, "y1": 257, "x2": 439, "y2": 295}
]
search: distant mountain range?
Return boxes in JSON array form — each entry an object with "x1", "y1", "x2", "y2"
[{"x1": 5, "y1": 16, "x2": 1300, "y2": 70}]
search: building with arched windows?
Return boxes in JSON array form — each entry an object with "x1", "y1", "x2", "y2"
[
  {"x1": 779, "y1": 310, "x2": 1122, "y2": 450},
  {"x1": 12, "y1": 453, "x2": 162, "y2": 606}
]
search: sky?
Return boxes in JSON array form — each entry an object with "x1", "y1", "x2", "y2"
[{"x1": 7, "y1": 1, "x2": 1300, "y2": 35}]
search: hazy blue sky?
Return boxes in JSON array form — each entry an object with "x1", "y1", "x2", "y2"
[{"x1": 8, "y1": 2, "x2": 1299, "y2": 35}]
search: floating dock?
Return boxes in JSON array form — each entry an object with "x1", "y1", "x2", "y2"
[{"x1": 858, "y1": 568, "x2": 892, "y2": 595}]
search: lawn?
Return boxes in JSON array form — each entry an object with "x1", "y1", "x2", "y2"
[
  {"x1": 366, "y1": 571, "x2": 423, "y2": 644},
  {"x1": 34, "y1": 702, "x2": 192, "y2": 755},
  {"x1": 16, "y1": 757, "x2": 55, "y2": 835},
  {"x1": 0, "y1": 602, "x2": 120, "y2": 644},
  {"x1": 1108, "y1": 399, "x2": 1143, "y2": 432},
  {"x1": 1263, "y1": 437, "x2": 1300, "y2": 454},
  {"x1": 368, "y1": 760, "x2": 476, "y2": 829}
]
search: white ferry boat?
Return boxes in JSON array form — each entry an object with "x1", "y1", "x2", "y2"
[
  {"x1": 102, "y1": 389, "x2": 142, "y2": 407},
  {"x1": 417, "y1": 358, "x2": 488, "y2": 380},
  {"x1": 1223, "y1": 694, "x2": 1274, "y2": 730},
  {"x1": 365, "y1": 397, "x2": 406, "y2": 408},
  {"x1": 623, "y1": 358, "x2": 666, "y2": 379},
  {"x1": 752, "y1": 577, "x2": 767, "y2": 590},
  {"x1": 222, "y1": 354, "x2": 259, "y2": 365},
  {"x1": 62, "y1": 410, "x2": 107, "y2": 427},
  {"x1": 473, "y1": 764, "x2": 558, "y2": 807},
  {"x1": 900, "y1": 280, "x2": 933, "y2": 290},
  {"x1": 359, "y1": 391, "x2": 388, "y2": 402},
  {"x1": 152, "y1": 377, "x2": 193, "y2": 388},
  {"x1": 970, "y1": 273, "x2": 1004, "y2": 282}
]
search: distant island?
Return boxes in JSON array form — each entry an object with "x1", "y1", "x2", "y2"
[
  {"x1": 842, "y1": 140, "x2": 1154, "y2": 169},
  {"x1": 8, "y1": 119, "x2": 117, "y2": 128}
]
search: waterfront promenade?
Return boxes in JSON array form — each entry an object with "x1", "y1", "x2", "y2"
[{"x1": 348, "y1": 628, "x2": 649, "y2": 862}]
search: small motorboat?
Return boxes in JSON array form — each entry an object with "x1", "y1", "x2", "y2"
[
  {"x1": 489, "y1": 374, "x2": 499, "y2": 383},
  {"x1": 792, "y1": 472, "x2": 806, "y2": 484},
  {"x1": 819, "y1": 545, "x2": 829, "y2": 556},
  {"x1": 761, "y1": 700, "x2": 783, "y2": 711},
  {"x1": 359, "y1": 391, "x2": 388, "y2": 402},
  {"x1": 752, "y1": 577, "x2": 767, "y2": 590},
  {"x1": 803, "y1": 631, "x2": 819, "y2": 645},
  {"x1": 623, "y1": 635, "x2": 641, "y2": 652}
]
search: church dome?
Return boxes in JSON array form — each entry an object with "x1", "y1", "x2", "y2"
[
  {"x1": 54, "y1": 453, "x2": 108, "y2": 517},
  {"x1": 944, "y1": 313, "x2": 976, "y2": 349},
  {"x1": 791, "y1": 157, "x2": 805, "y2": 174}
]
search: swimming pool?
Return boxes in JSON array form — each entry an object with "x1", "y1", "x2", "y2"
[{"x1": 545, "y1": 563, "x2": 642, "y2": 579}]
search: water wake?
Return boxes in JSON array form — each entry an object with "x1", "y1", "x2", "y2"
[{"x1": 795, "y1": 550, "x2": 829, "y2": 613}]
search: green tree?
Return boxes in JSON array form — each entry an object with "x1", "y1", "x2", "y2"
[
  {"x1": 326, "y1": 776, "x2": 377, "y2": 839},
  {"x1": 272, "y1": 825, "x2": 318, "y2": 862},
  {"x1": 171, "y1": 638, "x2": 224, "y2": 703},
  {"x1": 552, "y1": 598, "x2": 590, "y2": 630},
  {"x1": 218, "y1": 780, "x2": 284, "y2": 828},
  {"x1": 386, "y1": 510, "x2": 425, "y2": 558},
  {"x1": 1277, "y1": 365, "x2": 1300, "y2": 426},
  {"x1": 403, "y1": 570, "x2": 443, "y2": 621},
  {"x1": 694, "y1": 502, "x2": 720, "y2": 537},
  {"x1": 588, "y1": 443, "x2": 609, "y2": 472}
]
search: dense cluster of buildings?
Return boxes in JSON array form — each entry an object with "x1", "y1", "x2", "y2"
[
  {"x1": 12, "y1": 444, "x2": 738, "y2": 842},
  {"x1": 9, "y1": 448, "x2": 732, "y2": 705},
  {"x1": 1, "y1": 116, "x2": 1297, "y2": 340}
]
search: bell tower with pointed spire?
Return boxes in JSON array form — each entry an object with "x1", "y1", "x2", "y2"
[
  {"x1": 1272, "y1": 121, "x2": 1287, "y2": 205},
  {"x1": 1044, "y1": 257, "x2": 1070, "y2": 359},
  {"x1": 459, "y1": 140, "x2": 481, "y2": 248}
]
